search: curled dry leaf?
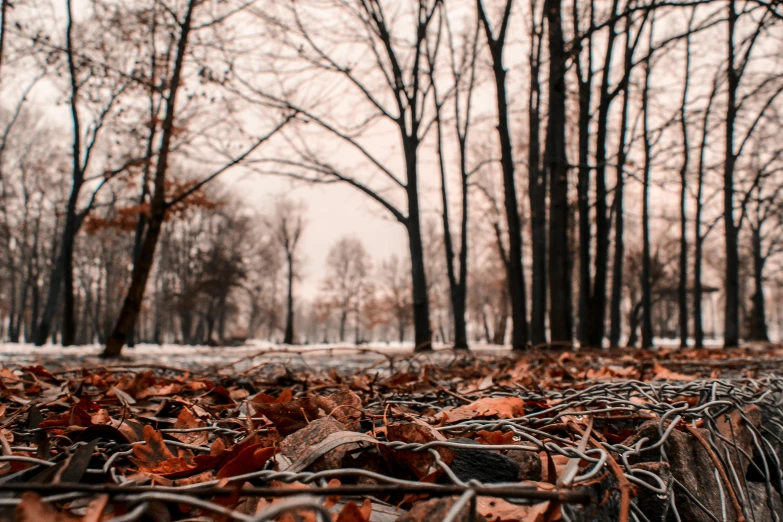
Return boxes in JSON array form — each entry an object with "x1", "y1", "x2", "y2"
[
  {"x1": 652, "y1": 364, "x2": 696, "y2": 382},
  {"x1": 130, "y1": 425, "x2": 194, "y2": 475},
  {"x1": 314, "y1": 388, "x2": 363, "y2": 431},
  {"x1": 335, "y1": 499, "x2": 373, "y2": 522},
  {"x1": 385, "y1": 423, "x2": 455, "y2": 479},
  {"x1": 216, "y1": 445, "x2": 275, "y2": 479},
  {"x1": 438, "y1": 396, "x2": 526, "y2": 424},
  {"x1": 585, "y1": 366, "x2": 640, "y2": 381},
  {"x1": 16, "y1": 492, "x2": 77, "y2": 522},
  {"x1": 253, "y1": 397, "x2": 322, "y2": 436},
  {"x1": 477, "y1": 497, "x2": 553, "y2": 522},
  {"x1": 172, "y1": 407, "x2": 208, "y2": 446}
]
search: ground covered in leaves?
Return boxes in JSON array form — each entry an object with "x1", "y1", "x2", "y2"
[{"x1": 2, "y1": 345, "x2": 783, "y2": 522}]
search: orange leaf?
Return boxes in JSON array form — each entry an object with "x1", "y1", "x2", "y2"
[
  {"x1": 439, "y1": 397, "x2": 526, "y2": 424},
  {"x1": 133, "y1": 425, "x2": 175, "y2": 465}
]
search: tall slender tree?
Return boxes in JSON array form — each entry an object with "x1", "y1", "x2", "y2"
[
  {"x1": 544, "y1": 0, "x2": 571, "y2": 344},
  {"x1": 477, "y1": 0, "x2": 528, "y2": 350},
  {"x1": 677, "y1": 10, "x2": 695, "y2": 348}
]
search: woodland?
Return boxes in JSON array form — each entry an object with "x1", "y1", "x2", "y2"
[{"x1": 2, "y1": 0, "x2": 783, "y2": 357}]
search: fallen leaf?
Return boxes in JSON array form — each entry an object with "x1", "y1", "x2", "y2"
[
  {"x1": 335, "y1": 499, "x2": 373, "y2": 522},
  {"x1": 438, "y1": 396, "x2": 526, "y2": 424},
  {"x1": 217, "y1": 445, "x2": 275, "y2": 479},
  {"x1": 15, "y1": 492, "x2": 77, "y2": 521},
  {"x1": 172, "y1": 407, "x2": 208, "y2": 446},
  {"x1": 477, "y1": 497, "x2": 550, "y2": 522},
  {"x1": 652, "y1": 364, "x2": 695, "y2": 381}
]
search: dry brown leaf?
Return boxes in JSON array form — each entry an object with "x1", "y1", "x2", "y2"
[
  {"x1": 477, "y1": 497, "x2": 550, "y2": 522},
  {"x1": 652, "y1": 364, "x2": 695, "y2": 381},
  {"x1": 15, "y1": 492, "x2": 78, "y2": 522},
  {"x1": 438, "y1": 396, "x2": 526, "y2": 424},
  {"x1": 172, "y1": 407, "x2": 208, "y2": 446},
  {"x1": 81, "y1": 494, "x2": 109, "y2": 522}
]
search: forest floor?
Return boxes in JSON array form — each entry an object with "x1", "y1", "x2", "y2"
[{"x1": 1, "y1": 343, "x2": 783, "y2": 521}]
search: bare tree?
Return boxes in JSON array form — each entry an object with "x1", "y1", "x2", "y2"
[
  {"x1": 544, "y1": 0, "x2": 571, "y2": 345},
  {"x1": 247, "y1": 0, "x2": 441, "y2": 351},
  {"x1": 527, "y1": 0, "x2": 546, "y2": 346},
  {"x1": 102, "y1": 0, "x2": 291, "y2": 357},
  {"x1": 722, "y1": 1, "x2": 783, "y2": 347},
  {"x1": 477, "y1": 0, "x2": 528, "y2": 350},
  {"x1": 266, "y1": 198, "x2": 306, "y2": 345},
  {"x1": 33, "y1": 0, "x2": 143, "y2": 346},
  {"x1": 641, "y1": 13, "x2": 656, "y2": 350},
  {"x1": 322, "y1": 236, "x2": 371, "y2": 342},
  {"x1": 427, "y1": 5, "x2": 479, "y2": 349}
]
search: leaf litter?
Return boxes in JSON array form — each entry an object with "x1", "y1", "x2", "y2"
[{"x1": 1, "y1": 345, "x2": 783, "y2": 521}]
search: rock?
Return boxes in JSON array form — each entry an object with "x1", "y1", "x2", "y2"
[
  {"x1": 559, "y1": 475, "x2": 621, "y2": 522},
  {"x1": 398, "y1": 497, "x2": 487, "y2": 522},
  {"x1": 279, "y1": 416, "x2": 358, "y2": 472},
  {"x1": 440, "y1": 438, "x2": 520, "y2": 484},
  {"x1": 506, "y1": 448, "x2": 543, "y2": 481},
  {"x1": 715, "y1": 404, "x2": 762, "y2": 476},
  {"x1": 624, "y1": 420, "x2": 739, "y2": 522},
  {"x1": 747, "y1": 481, "x2": 783, "y2": 522},
  {"x1": 630, "y1": 461, "x2": 671, "y2": 522}
]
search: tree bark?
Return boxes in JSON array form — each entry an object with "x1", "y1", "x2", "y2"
[
  {"x1": 693, "y1": 81, "x2": 717, "y2": 349},
  {"x1": 527, "y1": 5, "x2": 546, "y2": 346},
  {"x1": 588, "y1": 0, "x2": 624, "y2": 349},
  {"x1": 678, "y1": 17, "x2": 693, "y2": 348},
  {"x1": 609, "y1": 22, "x2": 632, "y2": 348},
  {"x1": 434, "y1": 98, "x2": 468, "y2": 350},
  {"x1": 36, "y1": 0, "x2": 83, "y2": 347},
  {"x1": 544, "y1": 0, "x2": 571, "y2": 344},
  {"x1": 0, "y1": 0, "x2": 7, "y2": 82},
  {"x1": 723, "y1": 0, "x2": 740, "y2": 348},
  {"x1": 283, "y1": 252, "x2": 295, "y2": 344},
  {"x1": 749, "y1": 228, "x2": 768, "y2": 341},
  {"x1": 405, "y1": 138, "x2": 432, "y2": 352},
  {"x1": 339, "y1": 308, "x2": 347, "y2": 342},
  {"x1": 574, "y1": 2, "x2": 594, "y2": 347},
  {"x1": 641, "y1": 35, "x2": 654, "y2": 350}
]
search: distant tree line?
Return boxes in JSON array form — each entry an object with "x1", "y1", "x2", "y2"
[{"x1": 2, "y1": 0, "x2": 783, "y2": 355}]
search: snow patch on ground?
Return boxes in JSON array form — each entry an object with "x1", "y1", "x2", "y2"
[
  {"x1": 0, "y1": 337, "x2": 729, "y2": 370},
  {"x1": 0, "y1": 340, "x2": 511, "y2": 370}
]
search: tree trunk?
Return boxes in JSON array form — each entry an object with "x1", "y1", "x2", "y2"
[
  {"x1": 626, "y1": 301, "x2": 642, "y2": 348},
  {"x1": 678, "y1": 22, "x2": 693, "y2": 348},
  {"x1": 641, "y1": 49, "x2": 654, "y2": 350},
  {"x1": 492, "y1": 291, "x2": 509, "y2": 345},
  {"x1": 0, "y1": 0, "x2": 8, "y2": 82},
  {"x1": 528, "y1": 18, "x2": 546, "y2": 346},
  {"x1": 435, "y1": 104, "x2": 468, "y2": 350},
  {"x1": 492, "y1": 53, "x2": 527, "y2": 350},
  {"x1": 693, "y1": 84, "x2": 717, "y2": 349},
  {"x1": 283, "y1": 252, "x2": 295, "y2": 344},
  {"x1": 102, "y1": 0, "x2": 196, "y2": 358},
  {"x1": 36, "y1": 0, "x2": 83, "y2": 347},
  {"x1": 34, "y1": 251, "x2": 65, "y2": 346},
  {"x1": 61, "y1": 222, "x2": 78, "y2": 346},
  {"x1": 405, "y1": 141, "x2": 432, "y2": 352},
  {"x1": 482, "y1": 307, "x2": 491, "y2": 343},
  {"x1": 609, "y1": 30, "x2": 631, "y2": 348},
  {"x1": 545, "y1": 0, "x2": 571, "y2": 345},
  {"x1": 339, "y1": 308, "x2": 347, "y2": 342},
  {"x1": 723, "y1": 1, "x2": 740, "y2": 348},
  {"x1": 749, "y1": 229, "x2": 768, "y2": 341},
  {"x1": 575, "y1": 24, "x2": 593, "y2": 347},
  {"x1": 588, "y1": 1, "x2": 624, "y2": 349}
]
